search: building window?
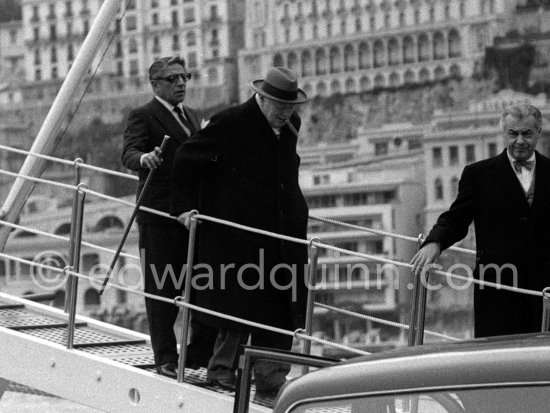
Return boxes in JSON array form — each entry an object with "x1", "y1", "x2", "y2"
[
  {"x1": 449, "y1": 145, "x2": 459, "y2": 165},
  {"x1": 67, "y1": 43, "x2": 74, "y2": 61},
  {"x1": 434, "y1": 178, "x2": 444, "y2": 200},
  {"x1": 129, "y1": 38, "x2": 138, "y2": 54},
  {"x1": 375, "y1": 142, "x2": 388, "y2": 156},
  {"x1": 51, "y1": 67, "x2": 58, "y2": 79},
  {"x1": 83, "y1": 20, "x2": 89, "y2": 34},
  {"x1": 34, "y1": 49, "x2": 41, "y2": 65},
  {"x1": 171, "y1": 0, "x2": 178, "y2": 5},
  {"x1": 186, "y1": 31, "x2": 196, "y2": 46},
  {"x1": 207, "y1": 67, "x2": 218, "y2": 84},
  {"x1": 327, "y1": 22, "x2": 332, "y2": 36},
  {"x1": 172, "y1": 34, "x2": 180, "y2": 51},
  {"x1": 66, "y1": 22, "x2": 72, "y2": 35},
  {"x1": 32, "y1": 5, "x2": 39, "y2": 21},
  {"x1": 172, "y1": 10, "x2": 179, "y2": 27},
  {"x1": 187, "y1": 51, "x2": 197, "y2": 68},
  {"x1": 51, "y1": 46, "x2": 57, "y2": 63},
  {"x1": 152, "y1": 36, "x2": 160, "y2": 53},
  {"x1": 184, "y1": 8, "x2": 195, "y2": 22},
  {"x1": 488, "y1": 142, "x2": 497, "y2": 158},
  {"x1": 126, "y1": 15, "x2": 137, "y2": 31},
  {"x1": 414, "y1": 9, "x2": 420, "y2": 24},
  {"x1": 298, "y1": 25, "x2": 304, "y2": 40},
  {"x1": 432, "y1": 147, "x2": 442, "y2": 167},
  {"x1": 459, "y1": 1, "x2": 465, "y2": 18},
  {"x1": 370, "y1": 16, "x2": 375, "y2": 31},
  {"x1": 465, "y1": 144, "x2": 476, "y2": 163},
  {"x1": 152, "y1": 13, "x2": 158, "y2": 25},
  {"x1": 444, "y1": 5, "x2": 450, "y2": 20},
  {"x1": 313, "y1": 24, "x2": 318, "y2": 38},
  {"x1": 210, "y1": 5, "x2": 218, "y2": 19},
  {"x1": 151, "y1": 0, "x2": 159, "y2": 8},
  {"x1": 399, "y1": 12, "x2": 405, "y2": 26},
  {"x1": 35, "y1": 69, "x2": 42, "y2": 81},
  {"x1": 285, "y1": 28, "x2": 290, "y2": 43},
  {"x1": 355, "y1": 18, "x2": 361, "y2": 32},
  {"x1": 129, "y1": 59, "x2": 139, "y2": 75},
  {"x1": 450, "y1": 176, "x2": 459, "y2": 198},
  {"x1": 50, "y1": 24, "x2": 57, "y2": 40},
  {"x1": 429, "y1": 7, "x2": 435, "y2": 22},
  {"x1": 49, "y1": 3, "x2": 56, "y2": 18},
  {"x1": 340, "y1": 19, "x2": 346, "y2": 35},
  {"x1": 34, "y1": 27, "x2": 39, "y2": 41},
  {"x1": 384, "y1": 13, "x2": 390, "y2": 28}
]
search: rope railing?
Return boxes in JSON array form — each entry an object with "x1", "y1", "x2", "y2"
[
  {"x1": 0, "y1": 218, "x2": 139, "y2": 261},
  {"x1": 314, "y1": 302, "x2": 459, "y2": 341},
  {"x1": 0, "y1": 143, "x2": 138, "y2": 181},
  {"x1": 0, "y1": 252, "x2": 369, "y2": 357},
  {"x1": 0, "y1": 166, "x2": 541, "y2": 302},
  {"x1": 309, "y1": 215, "x2": 475, "y2": 256}
]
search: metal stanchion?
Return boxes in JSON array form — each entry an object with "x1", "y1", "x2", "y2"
[
  {"x1": 301, "y1": 237, "x2": 320, "y2": 375},
  {"x1": 66, "y1": 184, "x2": 87, "y2": 349},
  {"x1": 541, "y1": 287, "x2": 550, "y2": 332},
  {"x1": 414, "y1": 269, "x2": 429, "y2": 346},
  {"x1": 177, "y1": 212, "x2": 199, "y2": 383},
  {"x1": 408, "y1": 233, "x2": 426, "y2": 346},
  {"x1": 64, "y1": 158, "x2": 83, "y2": 312}
]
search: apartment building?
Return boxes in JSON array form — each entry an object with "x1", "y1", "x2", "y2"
[
  {"x1": 238, "y1": 0, "x2": 517, "y2": 102},
  {"x1": 0, "y1": 0, "x2": 245, "y2": 133}
]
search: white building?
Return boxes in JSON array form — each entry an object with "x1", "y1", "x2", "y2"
[
  {"x1": 239, "y1": 0, "x2": 518, "y2": 102},
  {"x1": 0, "y1": 0, "x2": 245, "y2": 132}
]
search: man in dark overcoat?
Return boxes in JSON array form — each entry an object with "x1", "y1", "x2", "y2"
[
  {"x1": 122, "y1": 56, "x2": 216, "y2": 378},
  {"x1": 171, "y1": 67, "x2": 309, "y2": 393},
  {"x1": 411, "y1": 103, "x2": 550, "y2": 338}
]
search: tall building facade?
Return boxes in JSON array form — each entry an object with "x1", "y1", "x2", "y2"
[
  {"x1": 0, "y1": 0, "x2": 245, "y2": 134},
  {"x1": 239, "y1": 0, "x2": 517, "y2": 101}
]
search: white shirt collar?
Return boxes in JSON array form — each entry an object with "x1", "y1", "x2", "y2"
[
  {"x1": 155, "y1": 95, "x2": 182, "y2": 112},
  {"x1": 506, "y1": 149, "x2": 535, "y2": 167}
]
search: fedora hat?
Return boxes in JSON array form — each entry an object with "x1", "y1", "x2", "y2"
[{"x1": 251, "y1": 67, "x2": 308, "y2": 104}]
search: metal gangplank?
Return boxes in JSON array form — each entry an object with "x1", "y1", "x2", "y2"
[{"x1": 0, "y1": 291, "x2": 272, "y2": 413}]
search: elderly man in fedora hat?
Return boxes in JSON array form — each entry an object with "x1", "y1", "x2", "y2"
[{"x1": 171, "y1": 67, "x2": 309, "y2": 394}]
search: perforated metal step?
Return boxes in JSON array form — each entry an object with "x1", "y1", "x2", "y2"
[{"x1": 0, "y1": 295, "x2": 277, "y2": 410}]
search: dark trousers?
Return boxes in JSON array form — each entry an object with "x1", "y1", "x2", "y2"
[
  {"x1": 139, "y1": 222, "x2": 216, "y2": 366},
  {"x1": 207, "y1": 327, "x2": 293, "y2": 390}
]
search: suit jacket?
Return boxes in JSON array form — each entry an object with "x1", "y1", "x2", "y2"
[
  {"x1": 171, "y1": 96, "x2": 309, "y2": 331},
  {"x1": 425, "y1": 150, "x2": 550, "y2": 337},
  {"x1": 122, "y1": 98, "x2": 200, "y2": 225}
]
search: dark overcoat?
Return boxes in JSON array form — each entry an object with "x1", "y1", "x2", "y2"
[
  {"x1": 425, "y1": 150, "x2": 550, "y2": 337},
  {"x1": 122, "y1": 98, "x2": 200, "y2": 225},
  {"x1": 171, "y1": 97, "x2": 309, "y2": 331}
]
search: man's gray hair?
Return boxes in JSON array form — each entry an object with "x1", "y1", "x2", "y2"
[
  {"x1": 500, "y1": 103, "x2": 542, "y2": 131},
  {"x1": 149, "y1": 56, "x2": 186, "y2": 81}
]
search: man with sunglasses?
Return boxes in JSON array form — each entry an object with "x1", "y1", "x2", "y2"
[{"x1": 122, "y1": 56, "x2": 216, "y2": 378}]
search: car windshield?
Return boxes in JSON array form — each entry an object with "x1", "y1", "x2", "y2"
[{"x1": 289, "y1": 384, "x2": 550, "y2": 413}]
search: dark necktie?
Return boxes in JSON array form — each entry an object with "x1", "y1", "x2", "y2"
[
  {"x1": 513, "y1": 160, "x2": 534, "y2": 173},
  {"x1": 173, "y1": 106, "x2": 195, "y2": 135}
]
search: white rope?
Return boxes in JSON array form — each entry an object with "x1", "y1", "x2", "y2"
[
  {"x1": 309, "y1": 215, "x2": 475, "y2": 256},
  {"x1": 0, "y1": 143, "x2": 137, "y2": 181},
  {"x1": 314, "y1": 302, "x2": 459, "y2": 341},
  {"x1": 0, "y1": 219, "x2": 139, "y2": 261},
  {"x1": 195, "y1": 214, "x2": 310, "y2": 245},
  {"x1": 0, "y1": 144, "x2": 75, "y2": 166},
  {"x1": 0, "y1": 252, "x2": 368, "y2": 356},
  {"x1": 0, "y1": 169, "x2": 77, "y2": 191}
]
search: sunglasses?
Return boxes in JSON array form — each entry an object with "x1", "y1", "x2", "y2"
[{"x1": 154, "y1": 73, "x2": 192, "y2": 83}]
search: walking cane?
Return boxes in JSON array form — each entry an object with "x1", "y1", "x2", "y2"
[{"x1": 98, "y1": 135, "x2": 170, "y2": 295}]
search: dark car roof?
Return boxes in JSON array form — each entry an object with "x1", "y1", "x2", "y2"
[{"x1": 275, "y1": 333, "x2": 550, "y2": 412}]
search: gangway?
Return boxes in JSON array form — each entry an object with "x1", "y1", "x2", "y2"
[{"x1": 0, "y1": 291, "x2": 273, "y2": 412}]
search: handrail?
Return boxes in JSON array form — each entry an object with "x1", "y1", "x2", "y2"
[{"x1": 0, "y1": 252, "x2": 370, "y2": 357}]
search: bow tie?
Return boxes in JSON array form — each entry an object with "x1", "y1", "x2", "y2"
[{"x1": 513, "y1": 160, "x2": 534, "y2": 173}]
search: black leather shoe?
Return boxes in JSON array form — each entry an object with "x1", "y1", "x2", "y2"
[
  {"x1": 207, "y1": 376, "x2": 236, "y2": 391},
  {"x1": 185, "y1": 359, "x2": 201, "y2": 370},
  {"x1": 156, "y1": 362, "x2": 177, "y2": 378}
]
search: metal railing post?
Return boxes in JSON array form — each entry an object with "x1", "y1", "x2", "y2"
[
  {"x1": 408, "y1": 233, "x2": 427, "y2": 346},
  {"x1": 301, "y1": 237, "x2": 320, "y2": 374},
  {"x1": 66, "y1": 184, "x2": 87, "y2": 349},
  {"x1": 541, "y1": 287, "x2": 550, "y2": 332},
  {"x1": 177, "y1": 212, "x2": 199, "y2": 383},
  {"x1": 64, "y1": 158, "x2": 83, "y2": 312}
]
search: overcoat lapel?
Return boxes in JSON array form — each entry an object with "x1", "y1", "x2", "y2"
[
  {"x1": 242, "y1": 97, "x2": 279, "y2": 143},
  {"x1": 529, "y1": 152, "x2": 550, "y2": 233},
  {"x1": 489, "y1": 151, "x2": 530, "y2": 214},
  {"x1": 149, "y1": 99, "x2": 188, "y2": 145}
]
